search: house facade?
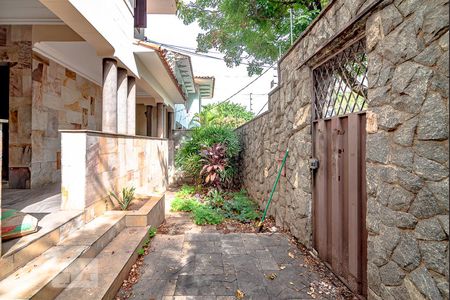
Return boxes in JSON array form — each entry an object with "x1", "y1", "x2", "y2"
[{"x1": 0, "y1": 1, "x2": 213, "y2": 291}]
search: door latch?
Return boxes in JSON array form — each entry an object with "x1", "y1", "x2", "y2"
[{"x1": 310, "y1": 158, "x2": 319, "y2": 170}]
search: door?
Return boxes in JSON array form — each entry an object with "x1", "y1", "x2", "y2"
[
  {"x1": 311, "y1": 38, "x2": 368, "y2": 296},
  {"x1": 0, "y1": 63, "x2": 9, "y2": 181}
]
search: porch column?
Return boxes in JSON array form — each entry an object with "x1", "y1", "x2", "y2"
[
  {"x1": 102, "y1": 58, "x2": 118, "y2": 133},
  {"x1": 146, "y1": 105, "x2": 153, "y2": 137},
  {"x1": 156, "y1": 103, "x2": 165, "y2": 138},
  {"x1": 151, "y1": 106, "x2": 158, "y2": 137},
  {"x1": 127, "y1": 76, "x2": 136, "y2": 135},
  {"x1": 117, "y1": 68, "x2": 128, "y2": 134},
  {"x1": 168, "y1": 111, "x2": 174, "y2": 139}
]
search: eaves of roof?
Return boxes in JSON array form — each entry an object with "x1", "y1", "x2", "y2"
[
  {"x1": 195, "y1": 76, "x2": 216, "y2": 99},
  {"x1": 137, "y1": 40, "x2": 187, "y2": 102}
]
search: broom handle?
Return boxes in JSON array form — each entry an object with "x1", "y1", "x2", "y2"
[{"x1": 261, "y1": 149, "x2": 289, "y2": 223}]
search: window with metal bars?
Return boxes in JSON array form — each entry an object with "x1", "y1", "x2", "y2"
[{"x1": 313, "y1": 38, "x2": 368, "y2": 120}]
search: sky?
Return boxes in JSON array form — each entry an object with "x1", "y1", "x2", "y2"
[{"x1": 146, "y1": 14, "x2": 277, "y2": 115}]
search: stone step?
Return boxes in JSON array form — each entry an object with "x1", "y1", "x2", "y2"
[
  {"x1": 56, "y1": 227, "x2": 149, "y2": 300},
  {"x1": 58, "y1": 211, "x2": 126, "y2": 259},
  {"x1": 0, "y1": 213, "x2": 126, "y2": 300},
  {"x1": 0, "y1": 210, "x2": 85, "y2": 280}
]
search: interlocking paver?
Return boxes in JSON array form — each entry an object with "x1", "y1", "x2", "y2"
[
  {"x1": 118, "y1": 192, "x2": 351, "y2": 300},
  {"x1": 175, "y1": 275, "x2": 237, "y2": 296}
]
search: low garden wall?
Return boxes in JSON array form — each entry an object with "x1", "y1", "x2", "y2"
[
  {"x1": 236, "y1": 0, "x2": 449, "y2": 298},
  {"x1": 60, "y1": 130, "x2": 168, "y2": 220}
]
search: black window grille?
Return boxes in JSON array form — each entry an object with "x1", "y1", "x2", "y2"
[{"x1": 313, "y1": 39, "x2": 368, "y2": 120}]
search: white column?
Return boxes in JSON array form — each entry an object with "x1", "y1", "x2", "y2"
[
  {"x1": 146, "y1": 105, "x2": 153, "y2": 137},
  {"x1": 151, "y1": 105, "x2": 158, "y2": 137},
  {"x1": 117, "y1": 68, "x2": 128, "y2": 134},
  {"x1": 102, "y1": 58, "x2": 118, "y2": 133},
  {"x1": 127, "y1": 76, "x2": 136, "y2": 135}
]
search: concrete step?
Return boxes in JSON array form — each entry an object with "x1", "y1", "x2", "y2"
[
  {"x1": 56, "y1": 227, "x2": 149, "y2": 300},
  {"x1": 0, "y1": 213, "x2": 126, "y2": 300},
  {"x1": 0, "y1": 210, "x2": 85, "y2": 280}
]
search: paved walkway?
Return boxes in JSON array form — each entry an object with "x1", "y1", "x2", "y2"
[{"x1": 117, "y1": 191, "x2": 350, "y2": 300}]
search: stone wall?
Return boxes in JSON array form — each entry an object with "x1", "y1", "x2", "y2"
[
  {"x1": 365, "y1": 1, "x2": 449, "y2": 299},
  {"x1": 0, "y1": 25, "x2": 102, "y2": 188},
  {"x1": 31, "y1": 54, "x2": 102, "y2": 187},
  {"x1": 236, "y1": 0, "x2": 448, "y2": 298},
  {"x1": 60, "y1": 131, "x2": 168, "y2": 221},
  {"x1": 0, "y1": 25, "x2": 33, "y2": 188},
  {"x1": 237, "y1": 0, "x2": 381, "y2": 248}
]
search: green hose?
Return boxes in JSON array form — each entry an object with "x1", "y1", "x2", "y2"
[{"x1": 259, "y1": 149, "x2": 289, "y2": 227}]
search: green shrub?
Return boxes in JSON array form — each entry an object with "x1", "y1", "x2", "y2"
[
  {"x1": 175, "y1": 126, "x2": 240, "y2": 188},
  {"x1": 206, "y1": 189, "x2": 225, "y2": 208},
  {"x1": 177, "y1": 185, "x2": 196, "y2": 198},
  {"x1": 221, "y1": 190, "x2": 260, "y2": 223},
  {"x1": 192, "y1": 206, "x2": 224, "y2": 225},
  {"x1": 171, "y1": 197, "x2": 200, "y2": 212},
  {"x1": 192, "y1": 102, "x2": 254, "y2": 129}
]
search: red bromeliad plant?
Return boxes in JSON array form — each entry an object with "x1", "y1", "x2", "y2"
[{"x1": 200, "y1": 143, "x2": 228, "y2": 188}]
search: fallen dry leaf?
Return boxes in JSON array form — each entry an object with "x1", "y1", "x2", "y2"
[
  {"x1": 236, "y1": 289, "x2": 245, "y2": 299},
  {"x1": 279, "y1": 265, "x2": 286, "y2": 270},
  {"x1": 288, "y1": 252, "x2": 295, "y2": 259}
]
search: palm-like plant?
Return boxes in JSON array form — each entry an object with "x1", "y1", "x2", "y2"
[{"x1": 110, "y1": 187, "x2": 136, "y2": 211}]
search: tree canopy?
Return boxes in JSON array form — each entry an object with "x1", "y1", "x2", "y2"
[
  {"x1": 178, "y1": 0, "x2": 327, "y2": 75},
  {"x1": 192, "y1": 102, "x2": 254, "y2": 128}
]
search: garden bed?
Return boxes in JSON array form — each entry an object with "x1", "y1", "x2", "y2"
[{"x1": 169, "y1": 185, "x2": 276, "y2": 233}]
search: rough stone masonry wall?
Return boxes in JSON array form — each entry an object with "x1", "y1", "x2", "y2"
[
  {"x1": 237, "y1": 0, "x2": 380, "y2": 248},
  {"x1": 0, "y1": 25, "x2": 33, "y2": 188},
  {"x1": 365, "y1": 1, "x2": 449, "y2": 299},
  {"x1": 31, "y1": 54, "x2": 102, "y2": 187},
  {"x1": 237, "y1": 0, "x2": 449, "y2": 299}
]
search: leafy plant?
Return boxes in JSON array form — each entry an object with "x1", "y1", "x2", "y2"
[
  {"x1": 176, "y1": 126, "x2": 240, "y2": 187},
  {"x1": 110, "y1": 187, "x2": 136, "y2": 211},
  {"x1": 178, "y1": 0, "x2": 327, "y2": 75},
  {"x1": 177, "y1": 185, "x2": 197, "y2": 198},
  {"x1": 192, "y1": 206, "x2": 224, "y2": 225},
  {"x1": 192, "y1": 102, "x2": 254, "y2": 128},
  {"x1": 221, "y1": 190, "x2": 260, "y2": 223},
  {"x1": 147, "y1": 227, "x2": 157, "y2": 239},
  {"x1": 171, "y1": 197, "x2": 200, "y2": 212},
  {"x1": 200, "y1": 143, "x2": 228, "y2": 188},
  {"x1": 137, "y1": 227, "x2": 157, "y2": 255},
  {"x1": 206, "y1": 189, "x2": 225, "y2": 208}
]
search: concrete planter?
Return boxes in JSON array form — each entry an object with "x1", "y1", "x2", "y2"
[{"x1": 125, "y1": 195, "x2": 165, "y2": 228}]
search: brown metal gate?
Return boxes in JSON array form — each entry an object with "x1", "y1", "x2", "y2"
[{"x1": 311, "y1": 38, "x2": 368, "y2": 297}]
